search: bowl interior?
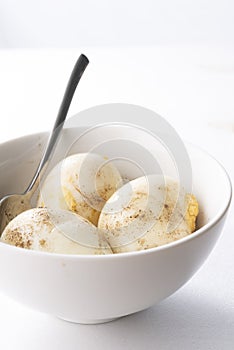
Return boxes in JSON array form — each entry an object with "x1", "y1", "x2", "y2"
[{"x1": 0, "y1": 126, "x2": 231, "y2": 233}]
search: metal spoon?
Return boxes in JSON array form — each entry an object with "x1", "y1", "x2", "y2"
[{"x1": 0, "y1": 54, "x2": 89, "y2": 234}]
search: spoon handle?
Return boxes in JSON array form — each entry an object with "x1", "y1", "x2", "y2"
[{"x1": 25, "y1": 54, "x2": 89, "y2": 193}]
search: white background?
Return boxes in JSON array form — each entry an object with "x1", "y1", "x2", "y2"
[
  {"x1": 0, "y1": 2, "x2": 234, "y2": 350},
  {"x1": 0, "y1": 0, "x2": 234, "y2": 47}
]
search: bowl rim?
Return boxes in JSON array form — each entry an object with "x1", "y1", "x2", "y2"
[{"x1": 0, "y1": 131, "x2": 232, "y2": 260}]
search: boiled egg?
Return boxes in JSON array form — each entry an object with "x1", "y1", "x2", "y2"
[
  {"x1": 1, "y1": 207, "x2": 112, "y2": 255},
  {"x1": 37, "y1": 153, "x2": 122, "y2": 226},
  {"x1": 98, "y1": 175, "x2": 199, "y2": 253}
]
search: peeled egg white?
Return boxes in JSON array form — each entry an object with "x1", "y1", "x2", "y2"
[
  {"x1": 98, "y1": 175, "x2": 199, "y2": 253},
  {"x1": 37, "y1": 153, "x2": 122, "y2": 226},
  {"x1": 1, "y1": 207, "x2": 113, "y2": 255}
]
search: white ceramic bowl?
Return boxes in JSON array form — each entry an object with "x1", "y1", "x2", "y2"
[{"x1": 0, "y1": 127, "x2": 231, "y2": 324}]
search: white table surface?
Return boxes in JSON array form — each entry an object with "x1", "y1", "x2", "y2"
[{"x1": 0, "y1": 47, "x2": 233, "y2": 350}]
